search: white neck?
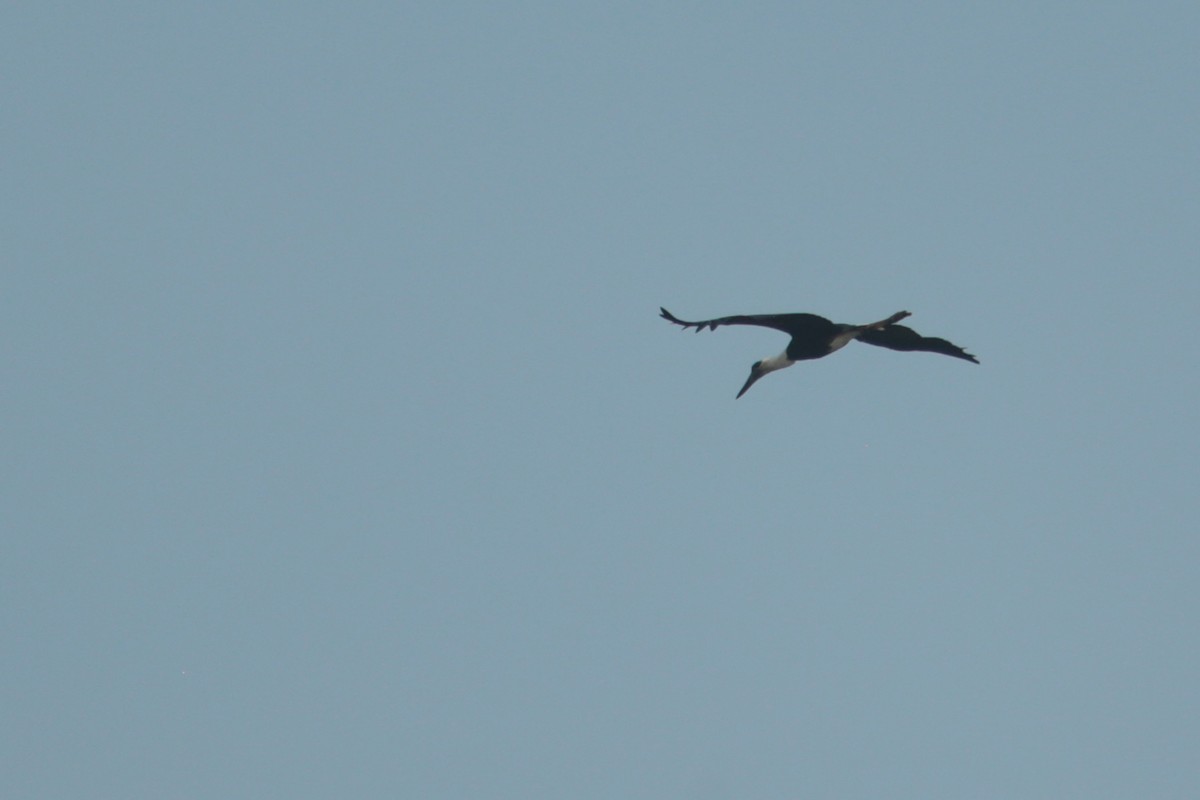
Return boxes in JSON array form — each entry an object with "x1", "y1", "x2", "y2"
[{"x1": 759, "y1": 351, "x2": 794, "y2": 373}]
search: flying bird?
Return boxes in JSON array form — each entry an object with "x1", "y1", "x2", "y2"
[{"x1": 660, "y1": 307, "x2": 978, "y2": 398}]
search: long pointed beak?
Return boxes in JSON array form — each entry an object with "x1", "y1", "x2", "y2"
[{"x1": 736, "y1": 369, "x2": 762, "y2": 399}]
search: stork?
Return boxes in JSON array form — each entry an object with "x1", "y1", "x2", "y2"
[{"x1": 660, "y1": 307, "x2": 978, "y2": 398}]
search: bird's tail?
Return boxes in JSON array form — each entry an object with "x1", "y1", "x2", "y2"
[{"x1": 870, "y1": 310, "x2": 911, "y2": 329}]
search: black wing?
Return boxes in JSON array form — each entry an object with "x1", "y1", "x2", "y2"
[
  {"x1": 660, "y1": 307, "x2": 836, "y2": 337},
  {"x1": 857, "y1": 324, "x2": 979, "y2": 363}
]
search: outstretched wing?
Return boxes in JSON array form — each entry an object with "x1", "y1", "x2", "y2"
[
  {"x1": 857, "y1": 324, "x2": 979, "y2": 363},
  {"x1": 660, "y1": 307, "x2": 836, "y2": 337}
]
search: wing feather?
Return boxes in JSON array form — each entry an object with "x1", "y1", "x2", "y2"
[
  {"x1": 857, "y1": 324, "x2": 979, "y2": 363},
  {"x1": 659, "y1": 307, "x2": 835, "y2": 337}
]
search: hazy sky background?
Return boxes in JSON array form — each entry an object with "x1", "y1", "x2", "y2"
[{"x1": 5, "y1": 3, "x2": 1199, "y2": 797}]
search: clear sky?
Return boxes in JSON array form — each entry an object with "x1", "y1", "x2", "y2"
[{"x1": 5, "y1": 3, "x2": 1199, "y2": 797}]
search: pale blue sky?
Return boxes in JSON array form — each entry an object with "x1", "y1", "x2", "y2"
[{"x1": 4, "y1": 3, "x2": 1199, "y2": 797}]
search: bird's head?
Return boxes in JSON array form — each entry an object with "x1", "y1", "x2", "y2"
[{"x1": 736, "y1": 360, "x2": 765, "y2": 399}]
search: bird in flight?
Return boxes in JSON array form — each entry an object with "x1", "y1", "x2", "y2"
[{"x1": 660, "y1": 307, "x2": 978, "y2": 398}]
